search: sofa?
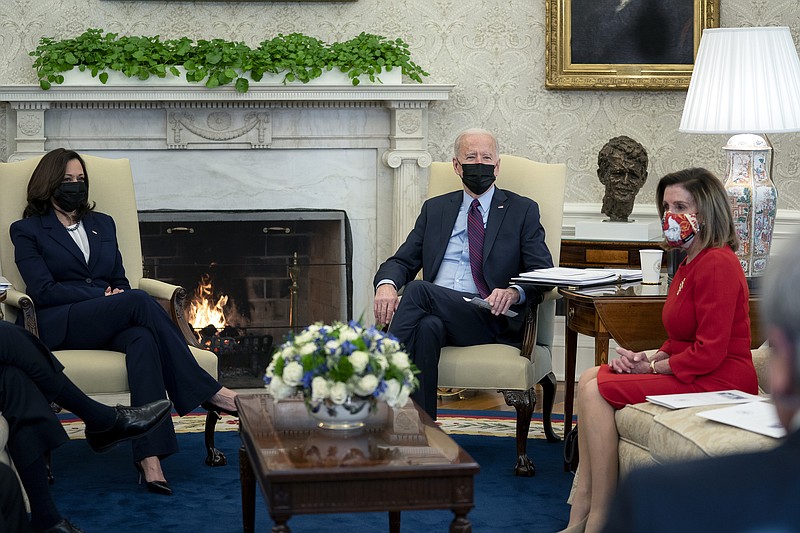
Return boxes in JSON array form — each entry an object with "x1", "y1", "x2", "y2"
[{"x1": 615, "y1": 346, "x2": 779, "y2": 477}]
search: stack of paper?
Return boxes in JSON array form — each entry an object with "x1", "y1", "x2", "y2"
[
  {"x1": 514, "y1": 267, "x2": 641, "y2": 287},
  {"x1": 646, "y1": 390, "x2": 765, "y2": 409},
  {"x1": 697, "y1": 401, "x2": 786, "y2": 439},
  {"x1": 0, "y1": 276, "x2": 11, "y2": 290}
]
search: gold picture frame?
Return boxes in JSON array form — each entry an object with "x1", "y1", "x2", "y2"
[{"x1": 545, "y1": 0, "x2": 719, "y2": 90}]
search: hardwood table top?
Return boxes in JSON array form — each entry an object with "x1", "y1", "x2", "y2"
[{"x1": 236, "y1": 394, "x2": 480, "y2": 533}]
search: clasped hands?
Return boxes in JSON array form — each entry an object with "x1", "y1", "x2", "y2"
[
  {"x1": 373, "y1": 284, "x2": 519, "y2": 327},
  {"x1": 609, "y1": 347, "x2": 652, "y2": 374},
  {"x1": 104, "y1": 287, "x2": 125, "y2": 296}
]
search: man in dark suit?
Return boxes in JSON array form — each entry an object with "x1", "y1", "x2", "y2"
[
  {"x1": 602, "y1": 235, "x2": 800, "y2": 533},
  {"x1": 373, "y1": 128, "x2": 553, "y2": 419}
]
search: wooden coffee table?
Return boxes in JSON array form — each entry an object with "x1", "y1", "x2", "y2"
[{"x1": 236, "y1": 394, "x2": 480, "y2": 533}]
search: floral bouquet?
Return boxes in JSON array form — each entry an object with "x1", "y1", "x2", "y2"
[{"x1": 264, "y1": 321, "x2": 420, "y2": 414}]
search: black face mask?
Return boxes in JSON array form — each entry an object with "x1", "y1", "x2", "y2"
[
  {"x1": 459, "y1": 162, "x2": 496, "y2": 196},
  {"x1": 53, "y1": 181, "x2": 88, "y2": 213}
]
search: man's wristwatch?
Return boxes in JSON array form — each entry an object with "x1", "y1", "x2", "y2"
[{"x1": 649, "y1": 359, "x2": 658, "y2": 374}]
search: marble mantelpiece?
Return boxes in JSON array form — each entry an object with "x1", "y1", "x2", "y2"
[{"x1": 0, "y1": 83, "x2": 453, "y2": 320}]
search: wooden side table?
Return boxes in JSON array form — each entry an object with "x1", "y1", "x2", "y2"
[{"x1": 560, "y1": 238, "x2": 665, "y2": 269}]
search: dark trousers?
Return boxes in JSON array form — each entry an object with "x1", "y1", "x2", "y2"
[
  {"x1": 0, "y1": 322, "x2": 69, "y2": 472},
  {"x1": 388, "y1": 281, "x2": 507, "y2": 419},
  {"x1": 57, "y1": 289, "x2": 220, "y2": 461},
  {"x1": 0, "y1": 463, "x2": 32, "y2": 533}
]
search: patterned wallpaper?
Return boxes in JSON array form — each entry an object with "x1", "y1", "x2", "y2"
[{"x1": 2, "y1": 0, "x2": 800, "y2": 210}]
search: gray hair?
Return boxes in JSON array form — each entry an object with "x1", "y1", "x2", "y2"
[
  {"x1": 453, "y1": 128, "x2": 500, "y2": 158},
  {"x1": 762, "y1": 235, "x2": 800, "y2": 384}
]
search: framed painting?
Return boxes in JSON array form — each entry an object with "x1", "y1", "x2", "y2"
[{"x1": 545, "y1": 0, "x2": 720, "y2": 90}]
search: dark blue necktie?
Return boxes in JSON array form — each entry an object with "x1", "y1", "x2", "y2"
[{"x1": 468, "y1": 199, "x2": 490, "y2": 298}]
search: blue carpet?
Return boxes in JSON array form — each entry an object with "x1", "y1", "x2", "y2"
[{"x1": 51, "y1": 430, "x2": 572, "y2": 532}]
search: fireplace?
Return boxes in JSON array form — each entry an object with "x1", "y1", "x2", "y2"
[{"x1": 139, "y1": 209, "x2": 353, "y2": 388}]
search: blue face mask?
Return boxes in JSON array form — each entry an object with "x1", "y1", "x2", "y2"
[
  {"x1": 459, "y1": 162, "x2": 496, "y2": 195},
  {"x1": 53, "y1": 181, "x2": 88, "y2": 212}
]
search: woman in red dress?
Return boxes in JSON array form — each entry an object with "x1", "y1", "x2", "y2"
[{"x1": 562, "y1": 168, "x2": 758, "y2": 533}]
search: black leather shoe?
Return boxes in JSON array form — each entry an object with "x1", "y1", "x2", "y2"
[
  {"x1": 85, "y1": 399, "x2": 172, "y2": 453},
  {"x1": 134, "y1": 461, "x2": 174, "y2": 496},
  {"x1": 36, "y1": 518, "x2": 85, "y2": 533}
]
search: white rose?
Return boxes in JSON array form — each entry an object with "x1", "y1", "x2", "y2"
[
  {"x1": 329, "y1": 381, "x2": 349, "y2": 405},
  {"x1": 390, "y1": 351, "x2": 410, "y2": 371},
  {"x1": 374, "y1": 354, "x2": 388, "y2": 371},
  {"x1": 299, "y1": 343, "x2": 316, "y2": 356},
  {"x1": 339, "y1": 327, "x2": 358, "y2": 342},
  {"x1": 311, "y1": 376, "x2": 330, "y2": 402},
  {"x1": 349, "y1": 351, "x2": 369, "y2": 373},
  {"x1": 354, "y1": 374, "x2": 379, "y2": 396},
  {"x1": 267, "y1": 376, "x2": 295, "y2": 400},
  {"x1": 282, "y1": 361, "x2": 304, "y2": 386},
  {"x1": 264, "y1": 361, "x2": 276, "y2": 378},
  {"x1": 392, "y1": 384, "x2": 411, "y2": 408},
  {"x1": 281, "y1": 345, "x2": 296, "y2": 359},
  {"x1": 383, "y1": 338, "x2": 400, "y2": 352},
  {"x1": 379, "y1": 378, "x2": 401, "y2": 404},
  {"x1": 325, "y1": 340, "x2": 341, "y2": 354}
]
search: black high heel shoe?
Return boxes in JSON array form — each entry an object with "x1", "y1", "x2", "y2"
[
  {"x1": 134, "y1": 461, "x2": 173, "y2": 496},
  {"x1": 201, "y1": 400, "x2": 238, "y2": 417}
]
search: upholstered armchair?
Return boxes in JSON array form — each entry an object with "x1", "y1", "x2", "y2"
[
  {"x1": 0, "y1": 154, "x2": 228, "y2": 466},
  {"x1": 428, "y1": 155, "x2": 566, "y2": 476}
]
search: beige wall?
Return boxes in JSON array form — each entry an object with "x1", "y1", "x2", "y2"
[{"x1": 2, "y1": 0, "x2": 800, "y2": 210}]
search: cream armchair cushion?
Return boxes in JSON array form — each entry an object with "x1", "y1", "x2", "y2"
[{"x1": 428, "y1": 154, "x2": 566, "y2": 476}]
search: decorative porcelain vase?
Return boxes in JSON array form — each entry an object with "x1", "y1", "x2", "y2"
[
  {"x1": 307, "y1": 396, "x2": 372, "y2": 430},
  {"x1": 722, "y1": 134, "x2": 777, "y2": 277}
]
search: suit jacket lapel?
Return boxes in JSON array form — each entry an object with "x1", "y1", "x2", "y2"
[
  {"x1": 429, "y1": 191, "x2": 461, "y2": 280},
  {"x1": 483, "y1": 188, "x2": 508, "y2": 260},
  {"x1": 44, "y1": 210, "x2": 86, "y2": 266},
  {"x1": 84, "y1": 214, "x2": 102, "y2": 271}
]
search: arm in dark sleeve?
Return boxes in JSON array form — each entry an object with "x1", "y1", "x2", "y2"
[{"x1": 373, "y1": 200, "x2": 429, "y2": 291}]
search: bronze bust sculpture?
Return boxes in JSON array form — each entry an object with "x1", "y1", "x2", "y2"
[{"x1": 597, "y1": 136, "x2": 649, "y2": 222}]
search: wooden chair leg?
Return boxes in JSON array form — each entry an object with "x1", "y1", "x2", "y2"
[
  {"x1": 502, "y1": 388, "x2": 535, "y2": 477},
  {"x1": 204, "y1": 410, "x2": 227, "y2": 467},
  {"x1": 538, "y1": 371, "x2": 562, "y2": 443}
]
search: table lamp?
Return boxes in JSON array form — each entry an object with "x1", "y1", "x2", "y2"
[{"x1": 679, "y1": 26, "x2": 800, "y2": 278}]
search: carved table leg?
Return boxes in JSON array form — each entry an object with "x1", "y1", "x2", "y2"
[
  {"x1": 388, "y1": 511, "x2": 401, "y2": 533},
  {"x1": 449, "y1": 508, "x2": 472, "y2": 533},
  {"x1": 239, "y1": 446, "x2": 255, "y2": 533}
]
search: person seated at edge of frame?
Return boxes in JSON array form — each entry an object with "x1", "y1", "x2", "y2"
[
  {"x1": 560, "y1": 168, "x2": 758, "y2": 533},
  {"x1": 0, "y1": 321, "x2": 172, "y2": 533},
  {"x1": 372, "y1": 128, "x2": 553, "y2": 420},
  {"x1": 9, "y1": 148, "x2": 239, "y2": 497},
  {"x1": 600, "y1": 233, "x2": 800, "y2": 533}
]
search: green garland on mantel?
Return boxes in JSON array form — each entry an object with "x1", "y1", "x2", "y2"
[{"x1": 30, "y1": 29, "x2": 429, "y2": 92}]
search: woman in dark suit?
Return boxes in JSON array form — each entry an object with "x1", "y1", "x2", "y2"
[
  {"x1": 9, "y1": 149, "x2": 238, "y2": 496},
  {"x1": 1, "y1": 321, "x2": 171, "y2": 532}
]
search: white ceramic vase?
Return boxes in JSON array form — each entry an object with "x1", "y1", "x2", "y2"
[{"x1": 307, "y1": 396, "x2": 372, "y2": 430}]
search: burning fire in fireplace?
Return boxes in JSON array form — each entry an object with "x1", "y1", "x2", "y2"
[
  {"x1": 188, "y1": 273, "x2": 228, "y2": 331},
  {"x1": 185, "y1": 273, "x2": 274, "y2": 388}
]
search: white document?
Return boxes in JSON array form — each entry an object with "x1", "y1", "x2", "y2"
[
  {"x1": 0, "y1": 276, "x2": 10, "y2": 289},
  {"x1": 462, "y1": 297, "x2": 518, "y2": 318},
  {"x1": 514, "y1": 267, "x2": 643, "y2": 287},
  {"x1": 645, "y1": 390, "x2": 766, "y2": 409},
  {"x1": 697, "y1": 401, "x2": 786, "y2": 439}
]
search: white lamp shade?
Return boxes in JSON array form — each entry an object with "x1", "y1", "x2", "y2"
[{"x1": 680, "y1": 27, "x2": 800, "y2": 134}]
